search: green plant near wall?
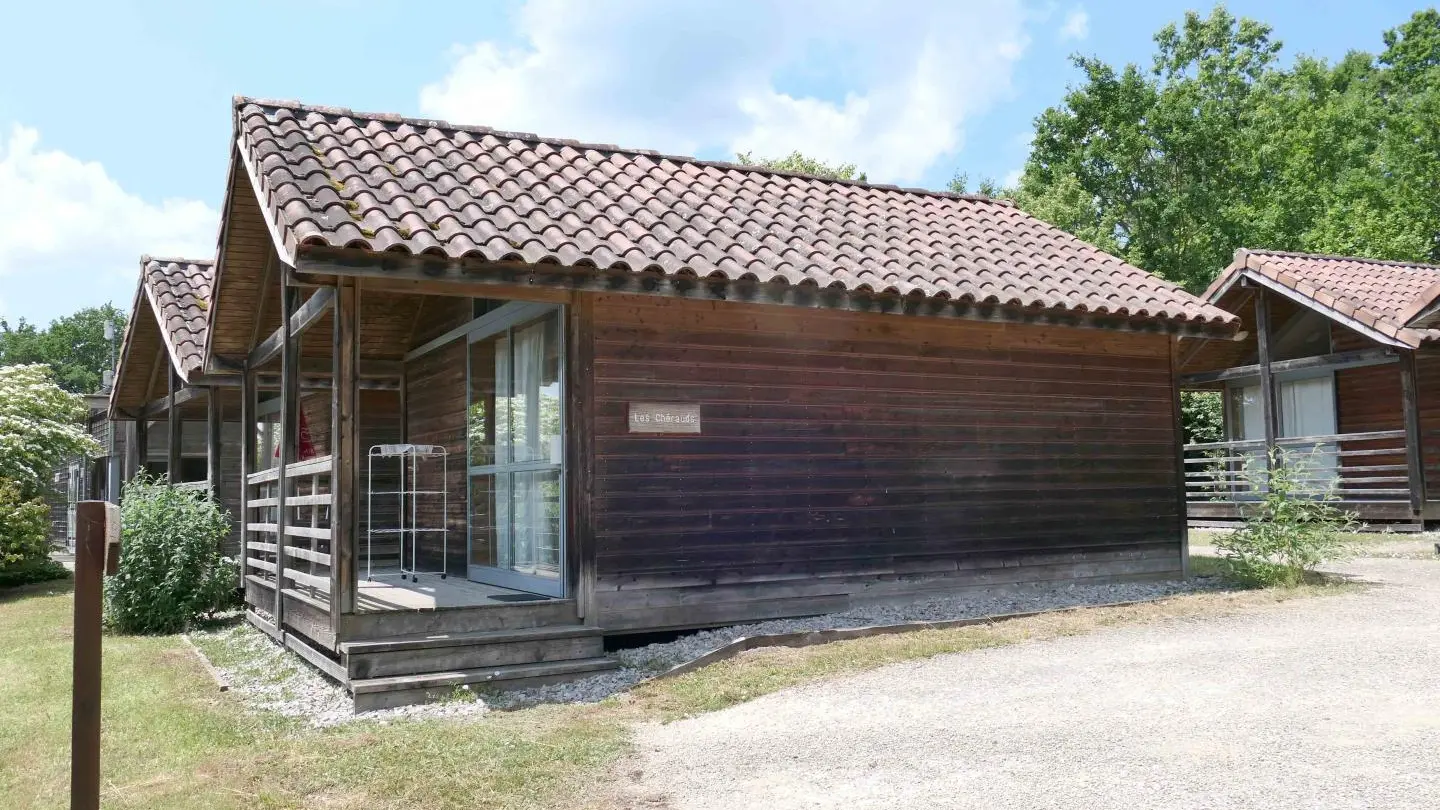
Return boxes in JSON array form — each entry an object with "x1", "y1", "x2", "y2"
[
  {"x1": 0, "y1": 478, "x2": 68, "y2": 587},
  {"x1": 1215, "y1": 446, "x2": 1357, "y2": 586},
  {"x1": 105, "y1": 473, "x2": 237, "y2": 634}
]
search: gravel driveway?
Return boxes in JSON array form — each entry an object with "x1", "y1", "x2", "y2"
[{"x1": 626, "y1": 557, "x2": 1440, "y2": 809}]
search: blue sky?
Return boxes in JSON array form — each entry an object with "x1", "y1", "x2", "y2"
[{"x1": 0, "y1": 0, "x2": 1425, "y2": 325}]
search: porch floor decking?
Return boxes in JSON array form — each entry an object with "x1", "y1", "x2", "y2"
[{"x1": 356, "y1": 570, "x2": 553, "y2": 611}]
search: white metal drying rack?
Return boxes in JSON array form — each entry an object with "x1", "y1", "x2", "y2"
[{"x1": 366, "y1": 444, "x2": 448, "y2": 583}]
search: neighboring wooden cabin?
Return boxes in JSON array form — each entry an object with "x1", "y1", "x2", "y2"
[
  {"x1": 46, "y1": 394, "x2": 113, "y2": 548},
  {"x1": 1178, "y1": 249, "x2": 1440, "y2": 529},
  {"x1": 107, "y1": 257, "x2": 245, "y2": 553},
  {"x1": 200, "y1": 97, "x2": 1234, "y2": 707}
]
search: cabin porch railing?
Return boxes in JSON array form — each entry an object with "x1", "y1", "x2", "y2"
[
  {"x1": 244, "y1": 455, "x2": 334, "y2": 616},
  {"x1": 1184, "y1": 429, "x2": 1410, "y2": 504}
]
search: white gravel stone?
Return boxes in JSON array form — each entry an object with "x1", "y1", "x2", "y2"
[{"x1": 191, "y1": 576, "x2": 1220, "y2": 722}]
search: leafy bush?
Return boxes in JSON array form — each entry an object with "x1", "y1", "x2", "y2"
[
  {"x1": 0, "y1": 364, "x2": 97, "y2": 500},
  {"x1": 1180, "y1": 391, "x2": 1224, "y2": 445},
  {"x1": 105, "y1": 472, "x2": 237, "y2": 634},
  {"x1": 1215, "y1": 447, "x2": 1357, "y2": 586},
  {"x1": 0, "y1": 478, "x2": 68, "y2": 587}
]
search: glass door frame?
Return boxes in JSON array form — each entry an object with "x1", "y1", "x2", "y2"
[{"x1": 464, "y1": 301, "x2": 568, "y2": 597}]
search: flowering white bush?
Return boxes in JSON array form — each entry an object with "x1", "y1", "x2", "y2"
[{"x1": 0, "y1": 363, "x2": 97, "y2": 499}]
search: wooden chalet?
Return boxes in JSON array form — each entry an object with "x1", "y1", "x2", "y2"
[
  {"x1": 1179, "y1": 249, "x2": 1440, "y2": 529},
  {"x1": 107, "y1": 257, "x2": 245, "y2": 552},
  {"x1": 167, "y1": 97, "x2": 1236, "y2": 708}
]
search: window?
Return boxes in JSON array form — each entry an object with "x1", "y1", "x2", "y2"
[{"x1": 466, "y1": 305, "x2": 565, "y2": 596}]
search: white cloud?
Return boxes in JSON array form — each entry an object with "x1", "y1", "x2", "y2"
[
  {"x1": 419, "y1": 0, "x2": 1030, "y2": 184},
  {"x1": 1059, "y1": 7, "x2": 1089, "y2": 41},
  {"x1": 0, "y1": 125, "x2": 218, "y2": 323},
  {"x1": 1002, "y1": 168, "x2": 1024, "y2": 189}
]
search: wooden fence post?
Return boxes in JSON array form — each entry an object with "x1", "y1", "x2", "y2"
[{"x1": 71, "y1": 500, "x2": 119, "y2": 810}]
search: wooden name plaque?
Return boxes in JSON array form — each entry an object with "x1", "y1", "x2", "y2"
[{"x1": 628, "y1": 402, "x2": 701, "y2": 434}]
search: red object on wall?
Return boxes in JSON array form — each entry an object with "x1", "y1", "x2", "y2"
[{"x1": 273, "y1": 409, "x2": 317, "y2": 461}]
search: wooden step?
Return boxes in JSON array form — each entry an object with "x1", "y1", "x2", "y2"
[
  {"x1": 341, "y1": 598, "x2": 580, "y2": 639},
  {"x1": 341, "y1": 625, "x2": 606, "y2": 679},
  {"x1": 350, "y1": 656, "x2": 620, "y2": 711}
]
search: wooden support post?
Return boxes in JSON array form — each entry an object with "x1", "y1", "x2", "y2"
[
  {"x1": 207, "y1": 387, "x2": 222, "y2": 500},
  {"x1": 134, "y1": 416, "x2": 148, "y2": 478},
  {"x1": 1400, "y1": 351, "x2": 1426, "y2": 513},
  {"x1": 1254, "y1": 289, "x2": 1278, "y2": 484},
  {"x1": 1170, "y1": 339, "x2": 1190, "y2": 577},
  {"x1": 276, "y1": 284, "x2": 300, "y2": 626},
  {"x1": 331, "y1": 280, "x2": 359, "y2": 622},
  {"x1": 167, "y1": 369, "x2": 182, "y2": 483},
  {"x1": 71, "y1": 500, "x2": 118, "y2": 810},
  {"x1": 240, "y1": 368, "x2": 255, "y2": 578},
  {"x1": 570, "y1": 296, "x2": 597, "y2": 622}
]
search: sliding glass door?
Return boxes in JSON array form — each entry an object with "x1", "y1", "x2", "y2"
[{"x1": 466, "y1": 304, "x2": 566, "y2": 596}]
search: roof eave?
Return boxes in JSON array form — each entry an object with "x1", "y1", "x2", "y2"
[{"x1": 1227, "y1": 263, "x2": 1417, "y2": 350}]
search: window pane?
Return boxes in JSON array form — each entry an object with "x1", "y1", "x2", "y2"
[
  {"x1": 468, "y1": 333, "x2": 505, "y2": 467},
  {"x1": 509, "y1": 469, "x2": 561, "y2": 579},
  {"x1": 469, "y1": 474, "x2": 499, "y2": 568},
  {"x1": 509, "y1": 314, "x2": 562, "y2": 465}
]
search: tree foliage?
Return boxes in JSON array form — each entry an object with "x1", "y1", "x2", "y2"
[
  {"x1": 1019, "y1": 4, "x2": 1440, "y2": 292},
  {"x1": 0, "y1": 364, "x2": 98, "y2": 501},
  {"x1": 1180, "y1": 391, "x2": 1224, "y2": 445},
  {"x1": 736, "y1": 151, "x2": 866, "y2": 182},
  {"x1": 0, "y1": 304, "x2": 125, "y2": 394}
]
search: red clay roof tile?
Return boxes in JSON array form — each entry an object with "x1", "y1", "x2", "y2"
[
  {"x1": 140, "y1": 256, "x2": 215, "y2": 378},
  {"x1": 234, "y1": 97, "x2": 1235, "y2": 329},
  {"x1": 1205, "y1": 249, "x2": 1440, "y2": 347}
]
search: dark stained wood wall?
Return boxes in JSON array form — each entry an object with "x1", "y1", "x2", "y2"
[
  {"x1": 402, "y1": 297, "x2": 472, "y2": 575},
  {"x1": 1416, "y1": 351, "x2": 1440, "y2": 502},
  {"x1": 585, "y1": 293, "x2": 1183, "y2": 631},
  {"x1": 1332, "y1": 327, "x2": 1402, "y2": 435}
]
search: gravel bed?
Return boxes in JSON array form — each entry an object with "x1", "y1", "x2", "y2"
[
  {"x1": 190, "y1": 576, "x2": 1219, "y2": 722},
  {"x1": 188, "y1": 622, "x2": 493, "y2": 727},
  {"x1": 497, "y1": 576, "x2": 1219, "y2": 708}
]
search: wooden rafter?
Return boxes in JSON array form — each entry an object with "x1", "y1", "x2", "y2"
[{"x1": 249, "y1": 287, "x2": 337, "y2": 368}]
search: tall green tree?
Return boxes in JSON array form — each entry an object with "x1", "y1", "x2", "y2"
[
  {"x1": 0, "y1": 304, "x2": 126, "y2": 394},
  {"x1": 1017, "y1": 5, "x2": 1440, "y2": 293},
  {"x1": 735, "y1": 151, "x2": 866, "y2": 182}
]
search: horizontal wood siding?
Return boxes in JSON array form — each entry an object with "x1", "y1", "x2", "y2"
[
  {"x1": 1330, "y1": 325, "x2": 1417, "y2": 505},
  {"x1": 403, "y1": 298, "x2": 471, "y2": 576},
  {"x1": 1416, "y1": 350, "x2": 1440, "y2": 502},
  {"x1": 587, "y1": 294, "x2": 1182, "y2": 631}
]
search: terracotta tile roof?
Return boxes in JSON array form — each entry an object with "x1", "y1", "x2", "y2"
[
  {"x1": 140, "y1": 256, "x2": 216, "y2": 378},
  {"x1": 1205, "y1": 249, "x2": 1440, "y2": 347},
  {"x1": 233, "y1": 97, "x2": 1234, "y2": 330}
]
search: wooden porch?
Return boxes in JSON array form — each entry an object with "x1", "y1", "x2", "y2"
[
  {"x1": 1179, "y1": 275, "x2": 1436, "y2": 528},
  {"x1": 1182, "y1": 429, "x2": 1439, "y2": 525},
  {"x1": 234, "y1": 280, "x2": 616, "y2": 709}
]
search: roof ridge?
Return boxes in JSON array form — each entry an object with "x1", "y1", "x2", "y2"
[
  {"x1": 1242, "y1": 247, "x2": 1440, "y2": 272},
  {"x1": 232, "y1": 95, "x2": 1014, "y2": 208},
  {"x1": 141, "y1": 255, "x2": 215, "y2": 267}
]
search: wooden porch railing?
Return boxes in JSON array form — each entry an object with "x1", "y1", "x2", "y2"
[
  {"x1": 244, "y1": 455, "x2": 334, "y2": 615},
  {"x1": 1184, "y1": 429, "x2": 1410, "y2": 503}
]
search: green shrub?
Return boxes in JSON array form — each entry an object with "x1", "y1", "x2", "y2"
[
  {"x1": 105, "y1": 472, "x2": 237, "y2": 634},
  {"x1": 1215, "y1": 447, "x2": 1357, "y2": 587},
  {"x1": 0, "y1": 477, "x2": 66, "y2": 587}
]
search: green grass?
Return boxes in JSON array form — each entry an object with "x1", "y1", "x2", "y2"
[{"x1": 0, "y1": 572, "x2": 1361, "y2": 809}]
